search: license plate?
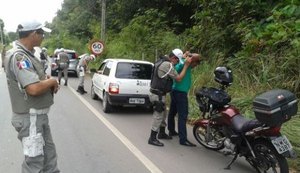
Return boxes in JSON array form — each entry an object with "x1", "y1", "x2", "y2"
[
  {"x1": 129, "y1": 98, "x2": 145, "y2": 104},
  {"x1": 271, "y1": 135, "x2": 292, "y2": 154}
]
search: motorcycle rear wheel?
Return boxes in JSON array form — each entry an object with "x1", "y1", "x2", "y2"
[
  {"x1": 193, "y1": 124, "x2": 225, "y2": 150},
  {"x1": 251, "y1": 140, "x2": 289, "y2": 173}
]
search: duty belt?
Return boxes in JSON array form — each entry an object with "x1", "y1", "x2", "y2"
[
  {"x1": 29, "y1": 108, "x2": 50, "y2": 115},
  {"x1": 150, "y1": 88, "x2": 166, "y2": 96}
]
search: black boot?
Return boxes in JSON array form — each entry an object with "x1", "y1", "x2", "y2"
[
  {"x1": 82, "y1": 87, "x2": 87, "y2": 93},
  {"x1": 64, "y1": 80, "x2": 68, "y2": 86},
  {"x1": 148, "y1": 130, "x2": 164, "y2": 146},
  {"x1": 77, "y1": 86, "x2": 84, "y2": 94},
  {"x1": 158, "y1": 127, "x2": 172, "y2": 139}
]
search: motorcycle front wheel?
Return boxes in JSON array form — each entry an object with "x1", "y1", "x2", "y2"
[
  {"x1": 251, "y1": 140, "x2": 289, "y2": 173},
  {"x1": 193, "y1": 124, "x2": 225, "y2": 151}
]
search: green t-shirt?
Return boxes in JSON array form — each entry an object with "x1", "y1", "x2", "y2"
[{"x1": 173, "y1": 62, "x2": 192, "y2": 93}]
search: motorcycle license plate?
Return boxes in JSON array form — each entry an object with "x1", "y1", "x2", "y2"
[{"x1": 271, "y1": 135, "x2": 292, "y2": 154}]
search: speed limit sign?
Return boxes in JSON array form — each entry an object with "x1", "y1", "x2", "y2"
[{"x1": 90, "y1": 40, "x2": 104, "y2": 55}]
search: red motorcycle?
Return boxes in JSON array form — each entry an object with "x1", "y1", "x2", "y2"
[{"x1": 192, "y1": 67, "x2": 298, "y2": 173}]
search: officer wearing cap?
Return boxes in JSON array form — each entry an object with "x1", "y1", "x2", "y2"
[
  {"x1": 76, "y1": 53, "x2": 95, "y2": 94},
  {"x1": 55, "y1": 48, "x2": 70, "y2": 86},
  {"x1": 4, "y1": 21, "x2": 60, "y2": 173},
  {"x1": 40, "y1": 47, "x2": 49, "y2": 72},
  {"x1": 148, "y1": 49, "x2": 191, "y2": 147}
]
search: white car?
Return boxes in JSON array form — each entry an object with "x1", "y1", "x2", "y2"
[{"x1": 91, "y1": 58, "x2": 154, "y2": 113}]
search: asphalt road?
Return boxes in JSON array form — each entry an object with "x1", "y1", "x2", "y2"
[{"x1": 0, "y1": 60, "x2": 255, "y2": 173}]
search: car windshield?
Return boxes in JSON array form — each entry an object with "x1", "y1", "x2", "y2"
[{"x1": 115, "y1": 62, "x2": 152, "y2": 79}]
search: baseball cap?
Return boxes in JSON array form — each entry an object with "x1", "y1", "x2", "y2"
[
  {"x1": 90, "y1": 54, "x2": 96, "y2": 61},
  {"x1": 87, "y1": 54, "x2": 96, "y2": 61},
  {"x1": 172, "y1": 48, "x2": 184, "y2": 64},
  {"x1": 17, "y1": 21, "x2": 51, "y2": 33}
]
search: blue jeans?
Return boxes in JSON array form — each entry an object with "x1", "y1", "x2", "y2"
[{"x1": 167, "y1": 90, "x2": 188, "y2": 143}]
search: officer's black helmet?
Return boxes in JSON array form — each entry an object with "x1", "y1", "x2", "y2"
[{"x1": 214, "y1": 66, "x2": 233, "y2": 86}]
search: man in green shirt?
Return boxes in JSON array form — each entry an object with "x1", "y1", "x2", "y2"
[{"x1": 167, "y1": 50, "x2": 200, "y2": 146}]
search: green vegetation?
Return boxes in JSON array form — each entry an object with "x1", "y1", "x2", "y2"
[{"x1": 1, "y1": 0, "x2": 299, "y2": 171}]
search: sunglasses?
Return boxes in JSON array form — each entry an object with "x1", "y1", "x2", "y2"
[{"x1": 35, "y1": 29, "x2": 45, "y2": 37}]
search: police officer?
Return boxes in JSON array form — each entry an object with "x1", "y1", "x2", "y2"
[
  {"x1": 148, "y1": 49, "x2": 191, "y2": 147},
  {"x1": 40, "y1": 47, "x2": 49, "y2": 72},
  {"x1": 1, "y1": 45, "x2": 6, "y2": 68},
  {"x1": 76, "y1": 53, "x2": 95, "y2": 94},
  {"x1": 55, "y1": 49, "x2": 70, "y2": 86},
  {"x1": 4, "y1": 21, "x2": 60, "y2": 173}
]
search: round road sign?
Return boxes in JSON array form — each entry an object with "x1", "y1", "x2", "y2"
[{"x1": 90, "y1": 41, "x2": 104, "y2": 55}]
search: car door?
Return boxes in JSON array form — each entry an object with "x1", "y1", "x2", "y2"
[
  {"x1": 93, "y1": 62, "x2": 106, "y2": 98},
  {"x1": 97, "y1": 61, "x2": 113, "y2": 99}
]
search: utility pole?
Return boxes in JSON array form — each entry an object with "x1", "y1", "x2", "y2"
[{"x1": 101, "y1": 0, "x2": 106, "y2": 42}]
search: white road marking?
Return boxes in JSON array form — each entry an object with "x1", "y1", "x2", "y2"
[{"x1": 69, "y1": 86, "x2": 162, "y2": 173}]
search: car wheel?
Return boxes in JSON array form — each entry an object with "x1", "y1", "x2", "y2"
[
  {"x1": 102, "y1": 92, "x2": 112, "y2": 113},
  {"x1": 91, "y1": 84, "x2": 98, "y2": 100}
]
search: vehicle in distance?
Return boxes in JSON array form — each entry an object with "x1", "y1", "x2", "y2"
[
  {"x1": 91, "y1": 58, "x2": 153, "y2": 113},
  {"x1": 51, "y1": 48, "x2": 79, "y2": 77}
]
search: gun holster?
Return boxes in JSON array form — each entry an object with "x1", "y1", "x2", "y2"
[
  {"x1": 153, "y1": 94, "x2": 165, "y2": 113},
  {"x1": 153, "y1": 101, "x2": 165, "y2": 113}
]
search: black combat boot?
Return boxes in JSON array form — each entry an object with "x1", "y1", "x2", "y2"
[
  {"x1": 148, "y1": 130, "x2": 164, "y2": 147},
  {"x1": 158, "y1": 127, "x2": 172, "y2": 139},
  {"x1": 82, "y1": 86, "x2": 88, "y2": 93},
  {"x1": 76, "y1": 86, "x2": 84, "y2": 94}
]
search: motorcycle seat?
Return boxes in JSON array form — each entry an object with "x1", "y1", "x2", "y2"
[{"x1": 231, "y1": 114, "x2": 263, "y2": 133}]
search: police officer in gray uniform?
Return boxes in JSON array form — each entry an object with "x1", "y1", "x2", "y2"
[
  {"x1": 40, "y1": 47, "x2": 49, "y2": 72},
  {"x1": 56, "y1": 49, "x2": 70, "y2": 86},
  {"x1": 148, "y1": 49, "x2": 191, "y2": 147},
  {"x1": 4, "y1": 21, "x2": 60, "y2": 173},
  {"x1": 76, "y1": 53, "x2": 95, "y2": 94}
]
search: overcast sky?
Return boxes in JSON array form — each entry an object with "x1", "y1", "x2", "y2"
[{"x1": 0, "y1": 0, "x2": 63, "y2": 32}]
